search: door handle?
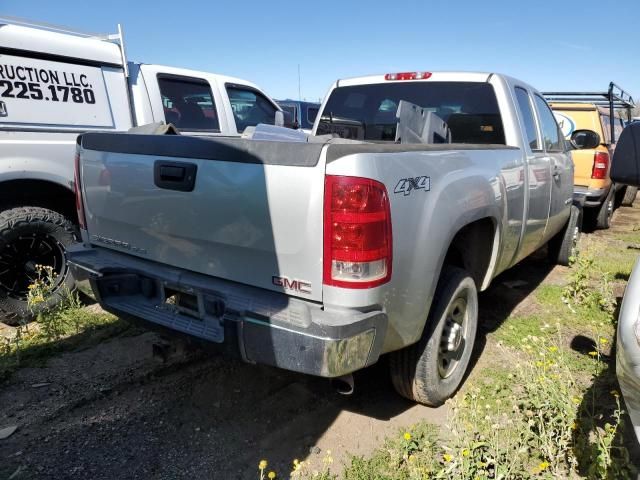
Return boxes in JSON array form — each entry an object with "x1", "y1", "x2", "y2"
[
  {"x1": 552, "y1": 162, "x2": 561, "y2": 179},
  {"x1": 154, "y1": 161, "x2": 197, "y2": 192}
]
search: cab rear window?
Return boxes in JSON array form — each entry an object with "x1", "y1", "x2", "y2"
[{"x1": 316, "y1": 82, "x2": 505, "y2": 144}]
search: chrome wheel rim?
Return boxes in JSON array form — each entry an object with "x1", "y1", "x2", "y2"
[{"x1": 438, "y1": 296, "x2": 469, "y2": 379}]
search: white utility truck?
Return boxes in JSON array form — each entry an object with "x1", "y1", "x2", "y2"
[{"x1": 0, "y1": 16, "x2": 284, "y2": 322}]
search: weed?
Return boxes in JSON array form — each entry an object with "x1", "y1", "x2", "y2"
[{"x1": 0, "y1": 266, "x2": 126, "y2": 380}]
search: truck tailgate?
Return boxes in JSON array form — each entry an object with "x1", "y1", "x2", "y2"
[{"x1": 78, "y1": 133, "x2": 326, "y2": 302}]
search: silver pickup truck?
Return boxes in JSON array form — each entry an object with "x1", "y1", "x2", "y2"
[{"x1": 69, "y1": 71, "x2": 578, "y2": 405}]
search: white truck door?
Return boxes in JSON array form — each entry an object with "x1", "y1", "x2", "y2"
[{"x1": 138, "y1": 65, "x2": 230, "y2": 135}]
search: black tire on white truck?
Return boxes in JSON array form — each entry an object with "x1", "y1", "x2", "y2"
[
  {"x1": 0, "y1": 207, "x2": 76, "y2": 325},
  {"x1": 389, "y1": 266, "x2": 478, "y2": 406}
]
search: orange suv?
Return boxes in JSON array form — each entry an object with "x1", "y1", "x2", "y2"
[{"x1": 545, "y1": 84, "x2": 636, "y2": 229}]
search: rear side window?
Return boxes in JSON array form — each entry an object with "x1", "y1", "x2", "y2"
[
  {"x1": 307, "y1": 106, "x2": 319, "y2": 125},
  {"x1": 533, "y1": 95, "x2": 563, "y2": 151},
  {"x1": 281, "y1": 104, "x2": 297, "y2": 120},
  {"x1": 316, "y1": 81, "x2": 505, "y2": 144},
  {"x1": 158, "y1": 76, "x2": 219, "y2": 132},
  {"x1": 514, "y1": 87, "x2": 539, "y2": 150},
  {"x1": 226, "y1": 85, "x2": 278, "y2": 133}
]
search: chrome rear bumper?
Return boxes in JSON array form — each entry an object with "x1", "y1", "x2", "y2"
[{"x1": 68, "y1": 245, "x2": 387, "y2": 377}]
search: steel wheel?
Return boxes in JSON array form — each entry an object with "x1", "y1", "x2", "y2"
[{"x1": 438, "y1": 296, "x2": 469, "y2": 378}]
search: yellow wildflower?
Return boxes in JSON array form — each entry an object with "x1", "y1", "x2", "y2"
[
  {"x1": 571, "y1": 397, "x2": 581, "y2": 405},
  {"x1": 588, "y1": 351, "x2": 598, "y2": 357},
  {"x1": 268, "y1": 471, "x2": 276, "y2": 479},
  {"x1": 259, "y1": 460, "x2": 267, "y2": 470},
  {"x1": 443, "y1": 453, "x2": 453, "y2": 462},
  {"x1": 548, "y1": 346, "x2": 558, "y2": 352},
  {"x1": 403, "y1": 432, "x2": 411, "y2": 441},
  {"x1": 462, "y1": 448, "x2": 470, "y2": 457},
  {"x1": 538, "y1": 461, "x2": 550, "y2": 471},
  {"x1": 600, "y1": 337, "x2": 608, "y2": 345}
]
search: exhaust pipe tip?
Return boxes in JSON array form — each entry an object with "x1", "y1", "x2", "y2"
[{"x1": 331, "y1": 374, "x2": 354, "y2": 396}]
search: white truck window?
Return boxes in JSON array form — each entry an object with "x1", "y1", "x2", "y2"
[
  {"x1": 514, "y1": 87, "x2": 540, "y2": 151},
  {"x1": 226, "y1": 85, "x2": 278, "y2": 133},
  {"x1": 157, "y1": 76, "x2": 219, "y2": 132}
]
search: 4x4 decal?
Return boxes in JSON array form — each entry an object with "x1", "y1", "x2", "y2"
[{"x1": 394, "y1": 176, "x2": 430, "y2": 196}]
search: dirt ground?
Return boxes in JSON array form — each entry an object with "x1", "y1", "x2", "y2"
[{"x1": 1, "y1": 203, "x2": 639, "y2": 480}]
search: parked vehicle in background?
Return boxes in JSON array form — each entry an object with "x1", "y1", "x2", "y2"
[
  {"x1": 544, "y1": 84, "x2": 636, "y2": 229},
  {"x1": 0, "y1": 16, "x2": 283, "y2": 323},
  {"x1": 277, "y1": 99, "x2": 320, "y2": 133},
  {"x1": 70, "y1": 71, "x2": 578, "y2": 406},
  {"x1": 610, "y1": 121, "x2": 640, "y2": 443}
]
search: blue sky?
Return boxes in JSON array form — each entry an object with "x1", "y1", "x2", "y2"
[{"x1": 3, "y1": 1, "x2": 639, "y2": 103}]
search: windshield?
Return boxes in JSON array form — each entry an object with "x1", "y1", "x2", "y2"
[{"x1": 316, "y1": 81, "x2": 505, "y2": 144}]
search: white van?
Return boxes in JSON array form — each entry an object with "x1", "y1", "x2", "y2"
[{"x1": 0, "y1": 16, "x2": 284, "y2": 322}]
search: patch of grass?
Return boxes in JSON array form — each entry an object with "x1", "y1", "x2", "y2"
[
  {"x1": 0, "y1": 266, "x2": 134, "y2": 381},
  {"x1": 492, "y1": 314, "x2": 557, "y2": 348},
  {"x1": 298, "y1": 338, "x2": 634, "y2": 480},
  {"x1": 278, "y1": 227, "x2": 639, "y2": 479},
  {"x1": 0, "y1": 310, "x2": 130, "y2": 381}
]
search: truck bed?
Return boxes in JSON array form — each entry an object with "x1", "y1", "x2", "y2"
[{"x1": 78, "y1": 133, "x2": 517, "y2": 304}]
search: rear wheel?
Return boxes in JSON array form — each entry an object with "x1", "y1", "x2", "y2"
[
  {"x1": 622, "y1": 186, "x2": 638, "y2": 207},
  {"x1": 389, "y1": 266, "x2": 478, "y2": 406},
  {"x1": 548, "y1": 205, "x2": 582, "y2": 266},
  {"x1": 595, "y1": 188, "x2": 615, "y2": 230},
  {"x1": 0, "y1": 207, "x2": 77, "y2": 325}
]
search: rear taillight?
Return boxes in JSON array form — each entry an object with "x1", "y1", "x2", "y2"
[
  {"x1": 74, "y1": 152, "x2": 87, "y2": 230},
  {"x1": 591, "y1": 151, "x2": 610, "y2": 179},
  {"x1": 323, "y1": 175, "x2": 392, "y2": 289}
]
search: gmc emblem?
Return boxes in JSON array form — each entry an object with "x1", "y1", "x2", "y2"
[{"x1": 272, "y1": 276, "x2": 312, "y2": 294}]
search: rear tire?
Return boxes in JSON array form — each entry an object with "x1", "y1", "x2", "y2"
[
  {"x1": 595, "y1": 188, "x2": 615, "y2": 230},
  {"x1": 0, "y1": 207, "x2": 77, "y2": 325},
  {"x1": 622, "y1": 186, "x2": 638, "y2": 207},
  {"x1": 548, "y1": 205, "x2": 582, "y2": 266},
  {"x1": 389, "y1": 266, "x2": 478, "y2": 406}
]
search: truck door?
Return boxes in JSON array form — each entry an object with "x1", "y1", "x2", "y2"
[
  {"x1": 532, "y1": 94, "x2": 573, "y2": 241},
  {"x1": 513, "y1": 87, "x2": 552, "y2": 261},
  {"x1": 138, "y1": 65, "x2": 228, "y2": 135}
]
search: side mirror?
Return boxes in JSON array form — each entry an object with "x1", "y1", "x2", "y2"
[
  {"x1": 570, "y1": 129, "x2": 600, "y2": 149},
  {"x1": 611, "y1": 122, "x2": 640, "y2": 187},
  {"x1": 274, "y1": 111, "x2": 284, "y2": 128}
]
